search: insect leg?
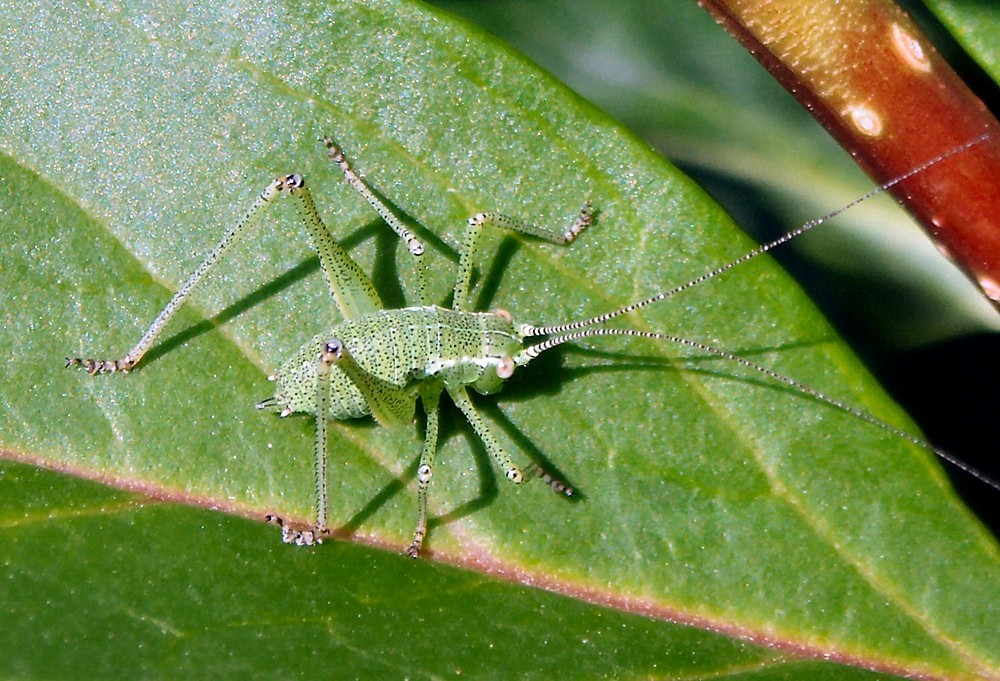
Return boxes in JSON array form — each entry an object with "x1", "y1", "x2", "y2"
[
  {"x1": 447, "y1": 385, "x2": 525, "y2": 485},
  {"x1": 268, "y1": 338, "x2": 340, "y2": 547},
  {"x1": 67, "y1": 174, "x2": 381, "y2": 373},
  {"x1": 445, "y1": 387, "x2": 574, "y2": 498},
  {"x1": 452, "y1": 202, "x2": 593, "y2": 312},
  {"x1": 408, "y1": 384, "x2": 442, "y2": 558},
  {"x1": 318, "y1": 339, "x2": 414, "y2": 429},
  {"x1": 325, "y1": 137, "x2": 425, "y2": 256},
  {"x1": 67, "y1": 178, "x2": 283, "y2": 373},
  {"x1": 325, "y1": 137, "x2": 430, "y2": 305},
  {"x1": 282, "y1": 175, "x2": 383, "y2": 321},
  {"x1": 311, "y1": 340, "x2": 338, "y2": 537}
]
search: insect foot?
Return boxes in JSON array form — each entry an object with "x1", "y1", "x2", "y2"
[
  {"x1": 265, "y1": 514, "x2": 324, "y2": 547},
  {"x1": 406, "y1": 529, "x2": 426, "y2": 559},
  {"x1": 65, "y1": 356, "x2": 135, "y2": 375},
  {"x1": 523, "y1": 462, "x2": 575, "y2": 497},
  {"x1": 562, "y1": 199, "x2": 594, "y2": 243}
]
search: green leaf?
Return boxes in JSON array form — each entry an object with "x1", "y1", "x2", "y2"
[
  {"x1": 927, "y1": 0, "x2": 1000, "y2": 76},
  {"x1": 1, "y1": 1, "x2": 996, "y2": 679}
]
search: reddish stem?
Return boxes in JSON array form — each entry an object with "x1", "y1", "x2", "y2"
[{"x1": 697, "y1": 0, "x2": 1000, "y2": 307}]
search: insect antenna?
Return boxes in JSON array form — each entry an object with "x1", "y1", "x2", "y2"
[
  {"x1": 513, "y1": 131, "x2": 998, "y2": 493},
  {"x1": 518, "y1": 131, "x2": 991, "y2": 339},
  {"x1": 515, "y1": 326, "x2": 1000, "y2": 493}
]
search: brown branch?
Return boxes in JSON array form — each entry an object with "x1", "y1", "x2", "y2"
[{"x1": 697, "y1": 0, "x2": 1000, "y2": 308}]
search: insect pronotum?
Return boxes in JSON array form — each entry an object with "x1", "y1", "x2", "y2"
[{"x1": 67, "y1": 132, "x2": 997, "y2": 556}]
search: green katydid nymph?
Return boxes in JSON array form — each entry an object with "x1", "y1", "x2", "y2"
[{"x1": 68, "y1": 133, "x2": 997, "y2": 557}]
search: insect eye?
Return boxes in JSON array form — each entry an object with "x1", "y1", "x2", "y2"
[
  {"x1": 496, "y1": 356, "x2": 515, "y2": 379},
  {"x1": 491, "y1": 308, "x2": 513, "y2": 323},
  {"x1": 320, "y1": 338, "x2": 344, "y2": 366}
]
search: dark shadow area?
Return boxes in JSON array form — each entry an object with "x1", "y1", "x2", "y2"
[
  {"x1": 473, "y1": 236, "x2": 521, "y2": 312},
  {"x1": 371, "y1": 224, "x2": 407, "y2": 310},
  {"x1": 663, "y1": 0, "x2": 1000, "y2": 540},
  {"x1": 337, "y1": 421, "x2": 418, "y2": 537},
  {"x1": 886, "y1": 333, "x2": 1000, "y2": 536},
  {"x1": 502, "y1": 336, "x2": 844, "y2": 402},
  {"x1": 140, "y1": 256, "x2": 321, "y2": 368},
  {"x1": 334, "y1": 390, "x2": 503, "y2": 553}
]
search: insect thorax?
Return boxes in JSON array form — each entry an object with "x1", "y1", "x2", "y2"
[{"x1": 269, "y1": 306, "x2": 523, "y2": 419}]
